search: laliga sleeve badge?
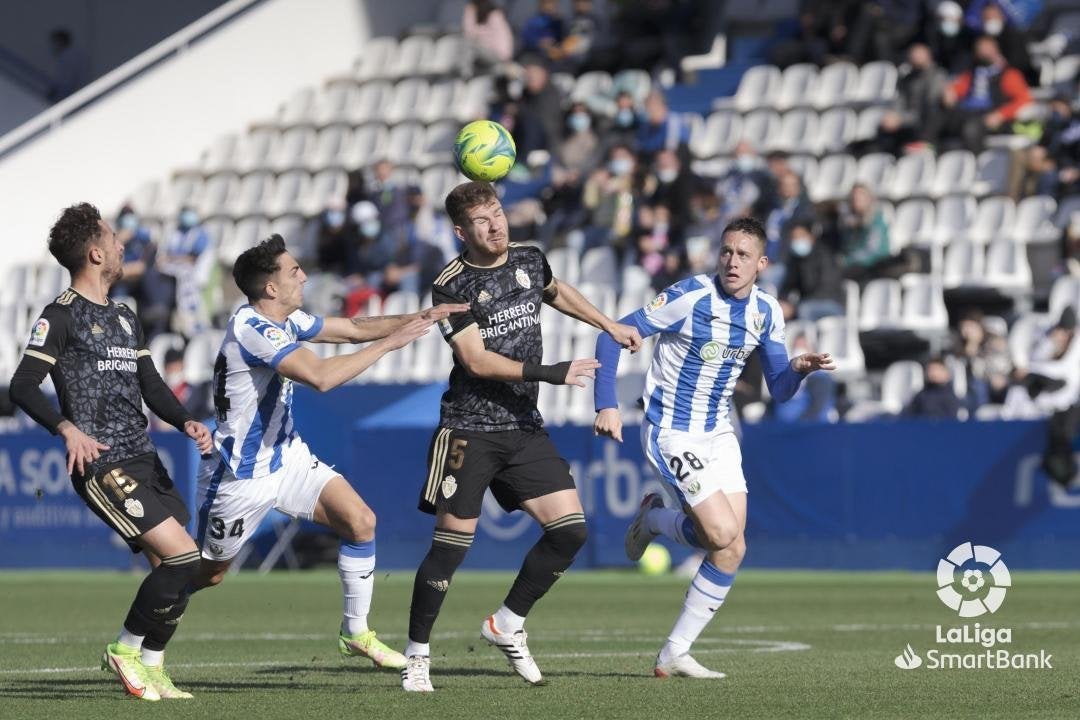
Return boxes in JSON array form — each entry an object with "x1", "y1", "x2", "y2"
[
  {"x1": 29, "y1": 318, "x2": 50, "y2": 346},
  {"x1": 262, "y1": 325, "x2": 290, "y2": 350},
  {"x1": 646, "y1": 292, "x2": 668, "y2": 314}
]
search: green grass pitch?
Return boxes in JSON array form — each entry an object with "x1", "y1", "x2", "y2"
[{"x1": 1, "y1": 570, "x2": 1078, "y2": 719}]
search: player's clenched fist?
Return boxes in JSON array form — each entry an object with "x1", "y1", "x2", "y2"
[
  {"x1": 593, "y1": 408, "x2": 624, "y2": 443},
  {"x1": 606, "y1": 323, "x2": 643, "y2": 352}
]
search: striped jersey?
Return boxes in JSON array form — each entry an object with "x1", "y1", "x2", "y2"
[
  {"x1": 595, "y1": 275, "x2": 800, "y2": 433},
  {"x1": 210, "y1": 305, "x2": 324, "y2": 478}
]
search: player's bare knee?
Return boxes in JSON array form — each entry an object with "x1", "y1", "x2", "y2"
[
  {"x1": 723, "y1": 533, "x2": 747, "y2": 564},
  {"x1": 702, "y1": 524, "x2": 738, "y2": 552},
  {"x1": 343, "y1": 506, "x2": 376, "y2": 542}
]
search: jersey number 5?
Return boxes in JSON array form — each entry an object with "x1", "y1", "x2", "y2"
[{"x1": 669, "y1": 451, "x2": 704, "y2": 481}]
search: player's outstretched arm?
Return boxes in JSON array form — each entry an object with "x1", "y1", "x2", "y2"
[
  {"x1": 545, "y1": 280, "x2": 642, "y2": 352},
  {"x1": 312, "y1": 304, "x2": 470, "y2": 344},
  {"x1": 449, "y1": 324, "x2": 599, "y2": 385},
  {"x1": 278, "y1": 317, "x2": 432, "y2": 391}
]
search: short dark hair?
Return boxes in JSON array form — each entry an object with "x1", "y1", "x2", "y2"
[
  {"x1": 233, "y1": 234, "x2": 288, "y2": 300},
  {"x1": 164, "y1": 348, "x2": 185, "y2": 365},
  {"x1": 721, "y1": 217, "x2": 767, "y2": 253},
  {"x1": 445, "y1": 181, "x2": 498, "y2": 226},
  {"x1": 48, "y1": 202, "x2": 103, "y2": 273}
]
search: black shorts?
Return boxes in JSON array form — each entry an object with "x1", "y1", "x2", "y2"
[
  {"x1": 74, "y1": 452, "x2": 190, "y2": 553},
  {"x1": 418, "y1": 427, "x2": 575, "y2": 518}
]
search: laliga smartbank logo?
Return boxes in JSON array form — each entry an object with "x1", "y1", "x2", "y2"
[{"x1": 893, "y1": 542, "x2": 1053, "y2": 671}]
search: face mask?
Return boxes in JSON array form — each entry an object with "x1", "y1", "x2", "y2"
[
  {"x1": 657, "y1": 168, "x2": 678, "y2": 184},
  {"x1": 735, "y1": 155, "x2": 755, "y2": 173},
  {"x1": 361, "y1": 219, "x2": 381, "y2": 237},
  {"x1": 325, "y1": 210, "x2": 345, "y2": 228},
  {"x1": 940, "y1": 20, "x2": 960, "y2": 36},
  {"x1": 118, "y1": 213, "x2": 138, "y2": 231},
  {"x1": 975, "y1": 56, "x2": 993, "y2": 67},
  {"x1": 790, "y1": 237, "x2": 813, "y2": 257},
  {"x1": 615, "y1": 108, "x2": 635, "y2": 128},
  {"x1": 165, "y1": 371, "x2": 183, "y2": 387},
  {"x1": 609, "y1": 158, "x2": 632, "y2": 176},
  {"x1": 568, "y1": 112, "x2": 591, "y2": 133},
  {"x1": 179, "y1": 210, "x2": 198, "y2": 230},
  {"x1": 984, "y1": 19, "x2": 1004, "y2": 36}
]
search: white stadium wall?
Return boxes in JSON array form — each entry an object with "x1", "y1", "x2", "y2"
[{"x1": 0, "y1": 0, "x2": 395, "y2": 268}]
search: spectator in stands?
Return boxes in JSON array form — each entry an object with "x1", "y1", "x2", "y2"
[
  {"x1": 924, "y1": 1, "x2": 974, "y2": 76},
  {"x1": 47, "y1": 28, "x2": 88, "y2": 103},
  {"x1": 158, "y1": 206, "x2": 215, "y2": 337},
  {"x1": 1041, "y1": 95, "x2": 1080, "y2": 196},
  {"x1": 935, "y1": 35, "x2": 1032, "y2": 154},
  {"x1": 462, "y1": 0, "x2": 514, "y2": 75},
  {"x1": 1063, "y1": 214, "x2": 1080, "y2": 277},
  {"x1": 560, "y1": 0, "x2": 607, "y2": 73},
  {"x1": 977, "y1": 1, "x2": 1036, "y2": 84},
  {"x1": 779, "y1": 223, "x2": 846, "y2": 323},
  {"x1": 965, "y1": 0, "x2": 1042, "y2": 34},
  {"x1": 316, "y1": 198, "x2": 355, "y2": 276},
  {"x1": 113, "y1": 205, "x2": 171, "y2": 339},
  {"x1": 1012, "y1": 144, "x2": 1058, "y2": 199},
  {"x1": 838, "y1": 184, "x2": 892, "y2": 283},
  {"x1": 764, "y1": 170, "x2": 816, "y2": 280},
  {"x1": 635, "y1": 90, "x2": 690, "y2": 161},
  {"x1": 864, "y1": 43, "x2": 948, "y2": 156},
  {"x1": 557, "y1": 102, "x2": 601, "y2": 174},
  {"x1": 684, "y1": 186, "x2": 726, "y2": 248},
  {"x1": 644, "y1": 149, "x2": 695, "y2": 234},
  {"x1": 152, "y1": 348, "x2": 209, "y2": 430},
  {"x1": 520, "y1": 0, "x2": 565, "y2": 62},
  {"x1": 904, "y1": 358, "x2": 965, "y2": 419},
  {"x1": 714, "y1": 141, "x2": 768, "y2": 226},
  {"x1": 365, "y1": 159, "x2": 418, "y2": 244},
  {"x1": 772, "y1": 332, "x2": 837, "y2": 422},
  {"x1": 634, "y1": 203, "x2": 674, "y2": 279},
  {"x1": 769, "y1": 0, "x2": 849, "y2": 67},
  {"x1": 952, "y1": 310, "x2": 1013, "y2": 411},
  {"x1": 600, "y1": 91, "x2": 640, "y2": 152},
  {"x1": 843, "y1": 0, "x2": 922, "y2": 65},
  {"x1": 514, "y1": 55, "x2": 564, "y2": 157},
  {"x1": 582, "y1": 144, "x2": 639, "y2": 252}
]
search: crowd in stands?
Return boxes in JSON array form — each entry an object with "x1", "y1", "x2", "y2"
[{"x1": 31, "y1": 0, "x2": 1080, "y2": 436}]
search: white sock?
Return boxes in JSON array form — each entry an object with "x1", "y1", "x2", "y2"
[
  {"x1": 405, "y1": 640, "x2": 430, "y2": 658},
  {"x1": 658, "y1": 560, "x2": 735, "y2": 663},
  {"x1": 117, "y1": 628, "x2": 144, "y2": 649},
  {"x1": 339, "y1": 540, "x2": 376, "y2": 636},
  {"x1": 492, "y1": 604, "x2": 526, "y2": 633},
  {"x1": 646, "y1": 508, "x2": 705, "y2": 549},
  {"x1": 141, "y1": 648, "x2": 164, "y2": 667}
]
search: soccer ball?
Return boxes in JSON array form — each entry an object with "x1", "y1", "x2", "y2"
[
  {"x1": 454, "y1": 120, "x2": 517, "y2": 182},
  {"x1": 639, "y1": 543, "x2": 671, "y2": 576}
]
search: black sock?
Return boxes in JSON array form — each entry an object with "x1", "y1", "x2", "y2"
[
  {"x1": 123, "y1": 550, "x2": 200, "y2": 648},
  {"x1": 504, "y1": 513, "x2": 587, "y2": 617},
  {"x1": 408, "y1": 529, "x2": 473, "y2": 644}
]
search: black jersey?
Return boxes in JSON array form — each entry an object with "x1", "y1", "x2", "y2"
[
  {"x1": 432, "y1": 244, "x2": 555, "y2": 432},
  {"x1": 21, "y1": 289, "x2": 156, "y2": 466}
]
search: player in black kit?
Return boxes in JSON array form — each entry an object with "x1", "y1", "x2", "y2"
[
  {"x1": 400, "y1": 182, "x2": 643, "y2": 692},
  {"x1": 8, "y1": 203, "x2": 213, "y2": 701}
]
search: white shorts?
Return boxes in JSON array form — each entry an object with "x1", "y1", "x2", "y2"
[
  {"x1": 640, "y1": 421, "x2": 747, "y2": 507},
  {"x1": 195, "y1": 436, "x2": 339, "y2": 561}
]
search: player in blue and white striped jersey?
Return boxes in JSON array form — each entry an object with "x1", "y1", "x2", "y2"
[
  {"x1": 191, "y1": 235, "x2": 466, "y2": 671},
  {"x1": 594, "y1": 218, "x2": 834, "y2": 679}
]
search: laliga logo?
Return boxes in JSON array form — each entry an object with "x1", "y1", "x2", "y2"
[{"x1": 936, "y1": 542, "x2": 1011, "y2": 618}]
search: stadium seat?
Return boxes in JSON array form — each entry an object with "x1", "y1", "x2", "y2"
[
  {"x1": 272, "y1": 127, "x2": 317, "y2": 172},
  {"x1": 344, "y1": 123, "x2": 389, "y2": 168},
  {"x1": 613, "y1": 69, "x2": 652, "y2": 106},
  {"x1": 425, "y1": 34, "x2": 465, "y2": 76},
  {"x1": 457, "y1": 75, "x2": 495, "y2": 122},
  {"x1": 967, "y1": 196, "x2": 1016, "y2": 245},
  {"x1": 727, "y1": 65, "x2": 781, "y2": 114},
  {"x1": 418, "y1": 121, "x2": 458, "y2": 168},
  {"x1": 1008, "y1": 312, "x2": 1050, "y2": 370},
  {"x1": 971, "y1": 148, "x2": 1011, "y2": 196},
  {"x1": 855, "y1": 153, "x2": 895, "y2": 198},
  {"x1": 929, "y1": 150, "x2": 976, "y2": 198},
  {"x1": 199, "y1": 172, "x2": 238, "y2": 219},
  {"x1": 572, "y1": 71, "x2": 616, "y2": 116},
  {"x1": 807, "y1": 153, "x2": 856, "y2": 203},
  {"x1": 33, "y1": 265, "x2": 69, "y2": 307},
  {"x1": 229, "y1": 172, "x2": 274, "y2": 218},
  {"x1": 148, "y1": 332, "x2": 186, "y2": 375},
  {"x1": 410, "y1": 327, "x2": 452, "y2": 382},
  {"x1": 420, "y1": 165, "x2": 464, "y2": 207},
  {"x1": 691, "y1": 110, "x2": 742, "y2": 158},
  {"x1": 388, "y1": 35, "x2": 434, "y2": 80},
  {"x1": 581, "y1": 247, "x2": 618, "y2": 289},
  {"x1": 812, "y1": 61, "x2": 857, "y2": 109},
  {"x1": 420, "y1": 79, "x2": 465, "y2": 124},
  {"x1": 385, "y1": 78, "x2": 431, "y2": 125},
  {"x1": 880, "y1": 360, "x2": 924, "y2": 414},
  {"x1": 546, "y1": 246, "x2": 581, "y2": 287},
  {"x1": 306, "y1": 125, "x2": 351, "y2": 172},
  {"x1": 1049, "y1": 275, "x2": 1080, "y2": 320},
  {"x1": 815, "y1": 315, "x2": 865, "y2": 381},
  {"x1": 926, "y1": 195, "x2": 976, "y2": 247},
  {"x1": 1053, "y1": 194, "x2": 1080, "y2": 230},
  {"x1": 899, "y1": 274, "x2": 948, "y2": 333},
  {"x1": 983, "y1": 239, "x2": 1033, "y2": 293},
  {"x1": 265, "y1": 171, "x2": 309, "y2": 217},
  {"x1": 349, "y1": 81, "x2": 394, "y2": 125},
  {"x1": 299, "y1": 169, "x2": 347, "y2": 216},
  {"x1": 620, "y1": 265, "x2": 653, "y2": 296},
  {"x1": 200, "y1": 134, "x2": 240, "y2": 176},
  {"x1": 313, "y1": 81, "x2": 357, "y2": 127},
  {"x1": 886, "y1": 151, "x2": 935, "y2": 201},
  {"x1": 770, "y1": 109, "x2": 818, "y2": 154},
  {"x1": 786, "y1": 154, "x2": 817, "y2": 187},
  {"x1": 276, "y1": 86, "x2": 318, "y2": 128},
  {"x1": 783, "y1": 319, "x2": 817, "y2": 355},
  {"x1": 815, "y1": 108, "x2": 857, "y2": 155},
  {"x1": 219, "y1": 216, "x2": 269, "y2": 264},
  {"x1": 183, "y1": 330, "x2": 225, "y2": 385},
  {"x1": 738, "y1": 109, "x2": 781, "y2": 150},
  {"x1": 774, "y1": 63, "x2": 818, "y2": 111},
  {"x1": 233, "y1": 127, "x2": 279, "y2": 174},
  {"x1": 852, "y1": 61, "x2": 898, "y2": 105},
  {"x1": 354, "y1": 36, "x2": 398, "y2": 82},
  {"x1": 853, "y1": 105, "x2": 887, "y2": 142},
  {"x1": 1012, "y1": 195, "x2": 1059, "y2": 243},
  {"x1": 271, "y1": 215, "x2": 305, "y2": 250},
  {"x1": 384, "y1": 122, "x2": 426, "y2": 166},
  {"x1": 943, "y1": 239, "x2": 985, "y2": 289},
  {"x1": 859, "y1": 278, "x2": 902, "y2": 330},
  {"x1": 889, "y1": 199, "x2": 935, "y2": 252}
]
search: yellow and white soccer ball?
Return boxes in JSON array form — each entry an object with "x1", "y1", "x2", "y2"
[
  {"x1": 454, "y1": 120, "x2": 517, "y2": 182},
  {"x1": 639, "y1": 543, "x2": 671, "y2": 576}
]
